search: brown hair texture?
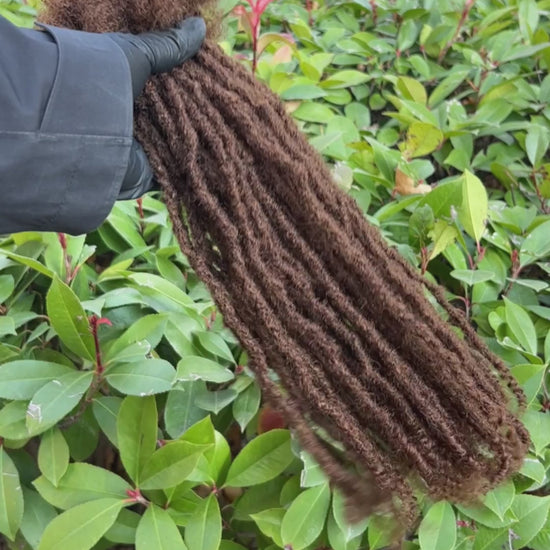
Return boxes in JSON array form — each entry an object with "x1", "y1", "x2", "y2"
[{"x1": 40, "y1": 0, "x2": 529, "y2": 530}]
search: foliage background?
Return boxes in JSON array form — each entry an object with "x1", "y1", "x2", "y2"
[{"x1": 0, "y1": 0, "x2": 550, "y2": 548}]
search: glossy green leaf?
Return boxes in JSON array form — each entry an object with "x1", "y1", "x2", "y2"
[
  {"x1": 332, "y1": 490, "x2": 368, "y2": 541},
  {"x1": 20, "y1": 488, "x2": 57, "y2": 549},
  {"x1": 176, "y1": 355, "x2": 233, "y2": 384},
  {"x1": 327, "y1": 510, "x2": 362, "y2": 550},
  {"x1": 251, "y1": 508, "x2": 285, "y2": 547},
  {"x1": 194, "y1": 388, "x2": 238, "y2": 414},
  {"x1": 457, "y1": 170, "x2": 488, "y2": 243},
  {"x1": 46, "y1": 275, "x2": 95, "y2": 360},
  {"x1": 520, "y1": 221, "x2": 550, "y2": 267},
  {"x1": 511, "y1": 495, "x2": 550, "y2": 549},
  {"x1": 0, "y1": 400, "x2": 30, "y2": 440},
  {"x1": 0, "y1": 360, "x2": 73, "y2": 400},
  {"x1": 0, "y1": 274, "x2": 14, "y2": 304},
  {"x1": 281, "y1": 483, "x2": 331, "y2": 550},
  {"x1": 0, "y1": 448, "x2": 24, "y2": 541},
  {"x1": 483, "y1": 480, "x2": 515, "y2": 520},
  {"x1": 136, "y1": 504, "x2": 187, "y2": 550},
  {"x1": 184, "y1": 494, "x2": 222, "y2": 550},
  {"x1": 139, "y1": 441, "x2": 207, "y2": 490},
  {"x1": 164, "y1": 381, "x2": 208, "y2": 439},
  {"x1": 92, "y1": 396, "x2": 122, "y2": 447},
  {"x1": 233, "y1": 381, "x2": 261, "y2": 432},
  {"x1": 37, "y1": 497, "x2": 126, "y2": 550},
  {"x1": 128, "y1": 272, "x2": 194, "y2": 308},
  {"x1": 194, "y1": 331, "x2": 235, "y2": 363},
  {"x1": 322, "y1": 70, "x2": 370, "y2": 89},
  {"x1": 38, "y1": 428, "x2": 70, "y2": 486},
  {"x1": 450, "y1": 269, "x2": 495, "y2": 286},
  {"x1": 106, "y1": 359, "x2": 175, "y2": 395},
  {"x1": 403, "y1": 122, "x2": 443, "y2": 159},
  {"x1": 117, "y1": 395, "x2": 157, "y2": 484},
  {"x1": 26, "y1": 371, "x2": 93, "y2": 435},
  {"x1": 418, "y1": 501, "x2": 456, "y2": 550},
  {"x1": 504, "y1": 298, "x2": 538, "y2": 355},
  {"x1": 224, "y1": 430, "x2": 293, "y2": 487},
  {"x1": 33, "y1": 463, "x2": 131, "y2": 509},
  {"x1": 300, "y1": 451, "x2": 329, "y2": 487}
]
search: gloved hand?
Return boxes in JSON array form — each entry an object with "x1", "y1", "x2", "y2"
[{"x1": 108, "y1": 17, "x2": 207, "y2": 200}]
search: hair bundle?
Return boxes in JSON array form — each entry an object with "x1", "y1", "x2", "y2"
[{"x1": 40, "y1": 0, "x2": 529, "y2": 526}]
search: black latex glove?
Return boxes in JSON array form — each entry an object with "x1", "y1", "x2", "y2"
[{"x1": 108, "y1": 17, "x2": 206, "y2": 200}]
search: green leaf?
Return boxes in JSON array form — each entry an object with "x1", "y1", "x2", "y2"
[
  {"x1": 473, "y1": 526, "x2": 508, "y2": 550},
  {"x1": 140, "y1": 441, "x2": 207, "y2": 490},
  {"x1": 194, "y1": 388, "x2": 238, "y2": 414},
  {"x1": 396, "y1": 76, "x2": 427, "y2": 104},
  {"x1": 418, "y1": 501, "x2": 456, "y2": 550},
  {"x1": 224, "y1": 430, "x2": 294, "y2": 487},
  {"x1": 332, "y1": 490, "x2": 368, "y2": 542},
  {"x1": 0, "y1": 401, "x2": 30, "y2": 440},
  {"x1": 219, "y1": 542, "x2": 247, "y2": 550},
  {"x1": 184, "y1": 494, "x2": 222, "y2": 550},
  {"x1": 0, "y1": 250, "x2": 54, "y2": 278},
  {"x1": 293, "y1": 102, "x2": 335, "y2": 123},
  {"x1": 511, "y1": 364, "x2": 546, "y2": 405},
  {"x1": 117, "y1": 395, "x2": 157, "y2": 484},
  {"x1": 403, "y1": 122, "x2": 443, "y2": 159},
  {"x1": 92, "y1": 396, "x2": 122, "y2": 447},
  {"x1": 26, "y1": 371, "x2": 94, "y2": 436},
  {"x1": 33, "y1": 463, "x2": 131, "y2": 509},
  {"x1": 520, "y1": 221, "x2": 550, "y2": 267},
  {"x1": 321, "y1": 70, "x2": 370, "y2": 89},
  {"x1": 104, "y1": 508, "x2": 140, "y2": 545},
  {"x1": 106, "y1": 314, "x2": 167, "y2": 360},
  {"x1": 251, "y1": 508, "x2": 285, "y2": 547},
  {"x1": 280, "y1": 85, "x2": 327, "y2": 100},
  {"x1": 128, "y1": 272, "x2": 195, "y2": 311},
  {"x1": 38, "y1": 428, "x2": 70, "y2": 487},
  {"x1": 327, "y1": 509, "x2": 362, "y2": 550},
  {"x1": 0, "y1": 361, "x2": 73, "y2": 400},
  {"x1": 281, "y1": 483, "x2": 331, "y2": 550},
  {"x1": 428, "y1": 70, "x2": 469, "y2": 107},
  {"x1": 483, "y1": 480, "x2": 515, "y2": 520},
  {"x1": 300, "y1": 451, "x2": 329, "y2": 487},
  {"x1": 106, "y1": 359, "x2": 175, "y2": 395},
  {"x1": 136, "y1": 504, "x2": 187, "y2": 550},
  {"x1": 0, "y1": 274, "x2": 14, "y2": 304},
  {"x1": 0, "y1": 449, "x2": 24, "y2": 541},
  {"x1": 428, "y1": 222, "x2": 459, "y2": 260},
  {"x1": 525, "y1": 125, "x2": 549, "y2": 167},
  {"x1": 164, "y1": 381, "x2": 208, "y2": 439},
  {"x1": 519, "y1": 457, "x2": 546, "y2": 484},
  {"x1": 368, "y1": 515, "x2": 395, "y2": 550},
  {"x1": 20, "y1": 488, "x2": 57, "y2": 549},
  {"x1": 504, "y1": 298, "x2": 538, "y2": 355},
  {"x1": 522, "y1": 409, "x2": 550, "y2": 457},
  {"x1": 46, "y1": 275, "x2": 95, "y2": 360},
  {"x1": 457, "y1": 170, "x2": 488, "y2": 243},
  {"x1": 37, "y1": 498, "x2": 126, "y2": 550},
  {"x1": 233, "y1": 381, "x2": 261, "y2": 432},
  {"x1": 176, "y1": 356, "x2": 234, "y2": 384},
  {"x1": 450, "y1": 270, "x2": 495, "y2": 286},
  {"x1": 194, "y1": 331, "x2": 235, "y2": 363},
  {"x1": 511, "y1": 495, "x2": 550, "y2": 549},
  {"x1": 0, "y1": 317, "x2": 15, "y2": 337}
]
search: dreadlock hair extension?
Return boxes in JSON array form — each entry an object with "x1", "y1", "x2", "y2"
[{"x1": 40, "y1": 0, "x2": 530, "y2": 529}]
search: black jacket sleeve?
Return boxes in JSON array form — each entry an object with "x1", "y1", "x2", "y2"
[{"x1": 0, "y1": 16, "x2": 133, "y2": 235}]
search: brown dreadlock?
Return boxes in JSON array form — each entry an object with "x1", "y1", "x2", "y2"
[{"x1": 40, "y1": 0, "x2": 530, "y2": 528}]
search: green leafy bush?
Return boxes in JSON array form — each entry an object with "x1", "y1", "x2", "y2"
[{"x1": 1, "y1": 0, "x2": 550, "y2": 548}]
